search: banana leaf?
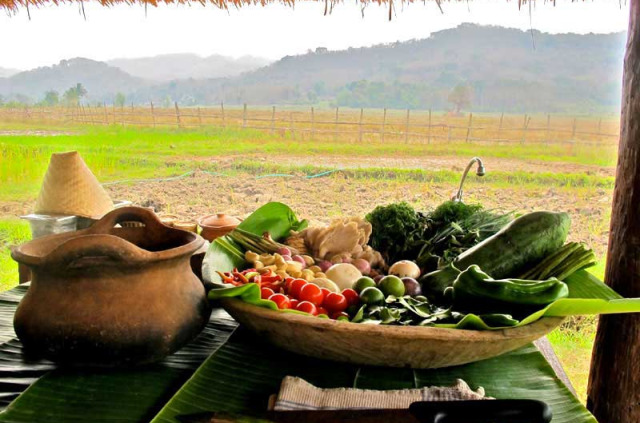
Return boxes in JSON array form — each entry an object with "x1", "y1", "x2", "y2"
[
  {"x1": 202, "y1": 202, "x2": 307, "y2": 283},
  {"x1": 208, "y1": 269, "x2": 640, "y2": 330},
  {"x1": 0, "y1": 305, "x2": 238, "y2": 423},
  {"x1": 150, "y1": 326, "x2": 596, "y2": 423}
]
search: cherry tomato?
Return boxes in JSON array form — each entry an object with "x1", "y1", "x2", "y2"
[
  {"x1": 341, "y1": 288, "x2": 360, "y2": 306},
  {"x1": 299, "y1": 283, "x2": 324, "y2": 305},
  {"x1": 269, "y1": 293, "x2": 291, "y2": 310},
  {"x1": 289, "y1": 279, "x2": 308, "y2": 299},
  {"x1": 260, "y1": 287, "x2": 275, "y2": 299},
  {"x1": 289, "y1": 298, "x2": 300, "y2": 309},
  {"x1": 316, "y1": 306, "x2": 329, "y2": 316},
  {"x1": 320, "y1": 287, "x2": 332, "y2": 298},
  {"x1": 284, "y1": 277, "x2": 295, "y2": 292},
  {"x1": 323, "y1": 292, "x2": 348, "y2": 312},
  {"x1": 296, "y1": 301, "x2": 318, "y2": 315},
  {"x1": 330, "y1": 311, "x2": 350, "y2": 320}
]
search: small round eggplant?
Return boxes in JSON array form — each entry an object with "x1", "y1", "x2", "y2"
[{"x1": 401, "y1": 277, "x2": 422, "y2": 296}]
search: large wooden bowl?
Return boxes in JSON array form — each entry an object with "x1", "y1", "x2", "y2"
[{"x1": 221, "y1": 298, "x2": 564, "y2": 369}]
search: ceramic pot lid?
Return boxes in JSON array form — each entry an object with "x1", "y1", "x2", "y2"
[{"x1": 200, "y1": 213, "x2": 241, "y2": 228}]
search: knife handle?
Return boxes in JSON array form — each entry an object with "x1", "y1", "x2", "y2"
[{"x1": 409, "y1": 399, "x2": 552, "y2": 423}]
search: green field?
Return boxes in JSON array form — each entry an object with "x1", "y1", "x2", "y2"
[{"x1": 0, "y1": 118, "x2": 619, "y2": 404}]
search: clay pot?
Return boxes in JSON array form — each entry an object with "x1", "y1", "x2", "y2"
[
  {"x1": 198, "y1": 213, "x2": 240, "y2": 241},
  {"x1": 11, "y1": 207, "x2": 210, "y2": 366}
]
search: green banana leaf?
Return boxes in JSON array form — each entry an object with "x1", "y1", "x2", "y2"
[
  {"x1": 202, "y1": 202, "x2": 307, "y2": 283},
  {"x1": 208, "y1": 269, "x2": 640, "y2": 330},
  {"x1": 150, "y1": 325, "x2": 596, "y2": 423}
]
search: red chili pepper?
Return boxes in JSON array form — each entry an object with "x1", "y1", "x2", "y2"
[
  {"x1": 261, "y1": 275, "x2": 283, "y2": 283},
  {"x1": 242, "y1": 268, "x2": 257, "y2": 274},
  {"x1": 233, "y1": 272, "x2": 249, "y2": 285},
  {"x1": 216, "y1": 271, "x2": 235, "y2": 284}
]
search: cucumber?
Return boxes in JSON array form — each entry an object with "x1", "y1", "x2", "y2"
[{"x1": 420, "y1": 211, "x2": 570, "y2": 303}]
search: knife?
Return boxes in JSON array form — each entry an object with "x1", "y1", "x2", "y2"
[{"x1": 176, "y1": 399, "x2": 552, "y2": 423}]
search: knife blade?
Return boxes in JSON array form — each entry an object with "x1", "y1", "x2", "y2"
[{"x1": 177, "y1": 399, "x2": 552, "y2": 423}]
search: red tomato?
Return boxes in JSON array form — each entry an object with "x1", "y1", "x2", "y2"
[
  {"x1": 320, "y1": 287, "x2": 332, "y2": 298},
  {"x1": 260, "y1": 287, "x2": 275, "y2": 299},
  {"x1": 269, "y1": 293, "x2": 291, "y2": 310},
  {"x1": 316, "y1": 306, "x2": 328, "y2": 316},
  {"x1": 289, "y1": 279, "x2": 308, "y2": 299},
  {"x1": 284, "y1": 277, "x2": 295, "y2": 292},
  {"x1": 323, "y1": 292, "x2": 348, "y2": 312},
  {"x1": 299, "y1": 283, "x2": 324, "y2": 306},
  {"x1": 296, "y1": 301, "x2": 318, "y2": 315},
  {"x1": 330, "y1": 311, "x2": 350, "y2": 320},
  {"x1": 289, "y1": 298, "x2": 300, "y2": 309},
  {"x1": 341, "y1": 288, "x2": 360, "y2": 306}
]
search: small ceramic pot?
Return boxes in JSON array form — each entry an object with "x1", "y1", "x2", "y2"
[
  {"x1": 11, "y1": 207, "x2": 211, "y2": 366},
  {"x1": 198, "y1": 213, "x2": 240, "y2": 241}
]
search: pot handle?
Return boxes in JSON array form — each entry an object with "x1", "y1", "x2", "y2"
[
  {"x1": 89, "y1": 206, "x2": 166, "y2": 235},
  {"x1": 44, "y1": 235, "x2": 152, "y2": 270}
]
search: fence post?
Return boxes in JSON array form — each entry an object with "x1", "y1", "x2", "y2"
[
  {"x1": 334, "y1": 107, "x2": 339, "y2": 142},
  {"x1": 381, "y1": 108, "x2": 387, "y2": 142},
  {"x1": 289, "y1": 112, "x2": 295, "y2": 140},
  {"x1": 221, "y1": 102, "x2": 226, "y2": 128},
  {"x1": 571, "y1": 117, "x2": 577, "y2": 139},
  {"x1": 358, "y1": 108, "x2": 364, "y2": 143},
  {"x1": 465, "y1": 112, "x2": 473, "y2": 143},
  {"x1": 120, "y1": 104, "x2": 125, "y2": 127},
  {"x1": 174, "y1": 102, "x2": 181, "y2": 128},
  {"x1": 311, "y1": 107, "x2": 315, "y2": 141},
  {"x1": 447, "y1": 125, "x2": 452, "y2": 143},
  {"x1": 521, "y1": 114, "x2": 529, "y2": 144},
  {"x1": 80, "y1": 104, "x2": 86, "y2": 125},
  {"x1": 150, "y1": 101, "x2": 156, "y2": 128},
  {"x1": 498, "y1": 112, "x2": 504, "y2": 140},
  {"x1": 405, "y1": 109, "x2": 410, "y2": 143},
  {"x1": 242, "y1": 103, "x2": 247, "y2": 129},
  {"x1": 428, "y1": 109, "x2": 432, "y2": 144},
  {"x1": 197, "y1": 107, "x2": 203, "y2": 126},
  {"x1": 597, "y1": 118, "x2": 603, "y2": 144},
  {"x1": 545, "y1": 114, "x2": 551, "y2": 145},
  {"x1": 271, "y1": 106, "x2": 276, "y2": 134}
]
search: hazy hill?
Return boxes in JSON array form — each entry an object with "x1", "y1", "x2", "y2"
[
  {"x1": 0, "y1": 67, "x2": 19, "y2": 78},
  {"x1": 0, "y1": 58, "x2": 146, "y2": 103},
  {"x1": 0, "y1": 25, "x2": 627, "y2": 112},
  {"x1": 107, "y1": 54, "x2": 271, "y2": 82}
]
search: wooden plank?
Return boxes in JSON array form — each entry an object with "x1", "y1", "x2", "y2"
[{"x1": 588, "y1": 2, "x2": 640, "y2": 421}]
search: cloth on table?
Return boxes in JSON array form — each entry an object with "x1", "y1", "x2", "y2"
[{"x1": 269, "y1": 376, "x2": 491, "y2": 411}]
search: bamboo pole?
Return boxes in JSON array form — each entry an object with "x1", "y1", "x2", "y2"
[
  {"x1": 358, "y1": 108, "x2": 364, "y2": 143},
  {"x1": 588, "y1": 1, "x2": 640, "y2": 420},
  {"x1": 405, "y1": 109, "x2": 410, "y2": 144}
]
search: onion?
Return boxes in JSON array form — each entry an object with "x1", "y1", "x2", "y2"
[
  {"x1": 282, "y1": 255, "x2": 292, "y2": 262},
  {"x1": 276, "y1": 247, "x2": 292, "y2": 257},
  {"x1": 389, "y1": 260, "x2": 421, "y2": 279},
  {"x1": 351, "y1": 258, "x2": 371, "y2": 275},
  {"x1": 325, "y1": 263, "x2": 363, "y2": 290},
  {"x1": 292, "y1": 255, "x2": 307, "y2": 269},
  {"x1": 317, "y1": 260, "x2": 333, "y2": 272}
]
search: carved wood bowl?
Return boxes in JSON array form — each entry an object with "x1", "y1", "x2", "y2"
[{"x1": 221, "y1": 298, "x2": 564, "y2": 369}]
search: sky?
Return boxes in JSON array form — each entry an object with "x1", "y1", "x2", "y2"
[{"x1": 0, "y1": 0, "x2": 630, "y2": 70}]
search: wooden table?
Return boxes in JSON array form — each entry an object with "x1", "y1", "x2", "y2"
[{"x1": 0, "y1": 284, "x2": 595, "y2": 423}]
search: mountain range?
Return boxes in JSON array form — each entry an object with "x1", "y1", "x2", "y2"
[{"x1": 0, "y1": 24, "x2": 627, "y2": 113}]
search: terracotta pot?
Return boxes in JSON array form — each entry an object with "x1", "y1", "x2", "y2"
[
  {"x1": 198, "y1": 213, "x2": 240, "y2": 241},
  {"x1": 11, "y1": 207, "x2": 211, "y2": 366}
]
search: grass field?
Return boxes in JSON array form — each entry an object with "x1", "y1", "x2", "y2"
[{"x1": 0, "y1": 110, "x2": 620, "y2": 404}]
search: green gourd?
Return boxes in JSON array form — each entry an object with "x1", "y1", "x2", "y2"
[{"x1": 420, "y1": 211, "x2": 570, "y2": 303}]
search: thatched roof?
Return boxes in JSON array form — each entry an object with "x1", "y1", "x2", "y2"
[{"x1": 0, "y1": 0, "x2": 537, "y2": 14}]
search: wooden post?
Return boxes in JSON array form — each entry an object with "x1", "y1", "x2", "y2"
[
  {"x1": 598, "y1": 118, "x2": 603, "y2": 144},
  {"x1": 112, "y1": 103, "x2": 116, "y2": 126},
  {"x1": 271, "y1": 106, "x2": 276, "y2": 134},
  {"x1": 381, "y1": 108, "x2": 387, "y2": 142},
  {"x1": 334, "y1": 107, "x2": 339, "y2": 142},
  {"x1": 103, "y1": 102, "x2": 108, "y2": 125},
  {"x1": 198, "y1": 107, "x2": 203, "y2": 127},
  {"x1": 311, "y1": 107, "x2": 315, "y2": 141},
  {"x1": 521, "y1": 114, "x2": 529, "y2": 144},
  {"x1": 571, "y1": 117, "x2": 577, "y2": 139},
  {"x1": 405, "y1": 109, "x2": 410, "y2": 143},
  {"x1": 498, "y1": 112, "x2": 504, "y2": 140},
  {"x1": 545, "y1": 114, "x2": 551, "y2": 145},
  {"x1": 242, "y1": 103, "x2": 247, "y2": 129},
  {"x1": 120, "y1": 104, "x2": 125, "y2": 127},
  {"x1": 174, "y1": 102, "x2": 181, "y2": 128},
  {"x1": 289, "y1": 112, "x2": 295, "y2": 140},
  {"x1": 465, "y1": 112, "x2": 473, "y2": 143},
  {"x1": 150, "y1": 101, "x2": 156, "y2": 128},
  {"x1": 447, "y1": 125, "x2": 452, "y2": 143},
  {"x1": 358, "y1": 108, "x2": 364, "y2": 143},
  {"x1": 80, "y1": 104, "x2": 86, "y2": 125},
  {"x1": 427, "y1": 109, "x2": 432, "y2": 145},
  {"x1": 221, "y1": 102, "x2": 226, "y2": 128},
  {"x1": 588, "y1": 2, "x2": 640, "y2": 422}
]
